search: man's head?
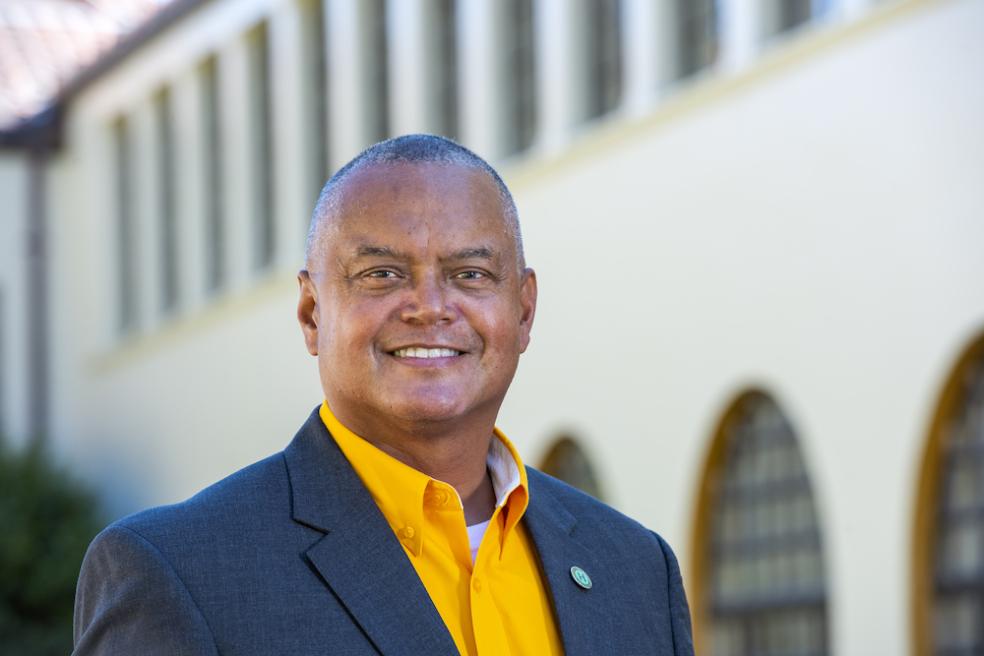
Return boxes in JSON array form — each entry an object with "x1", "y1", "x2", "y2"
[
  {"x1": 305, "y1": 134, "x2": 525, "y2": 271},
  {"x1": 297, "y1": 134, "x2": 537, "y2": 440}
]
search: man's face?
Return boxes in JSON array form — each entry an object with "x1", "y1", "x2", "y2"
[{"x1": 297, "y1": 162, "x2": 536, "y2": 437}]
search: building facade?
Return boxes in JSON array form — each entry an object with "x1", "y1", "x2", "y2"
[{"x1": 1, "y1": 0, "x2": 982, "y2": 653}]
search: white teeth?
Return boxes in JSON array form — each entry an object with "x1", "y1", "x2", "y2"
[{"x1": 393, "y1": 347, "x2": 461, "y2": 359}]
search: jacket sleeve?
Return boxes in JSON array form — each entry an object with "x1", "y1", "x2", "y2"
[
  {"x1": 73, "y1": 524, "x2": 219, "y2": 656},
  {"x1": 654, "y1": 532, "x2": 695, "y2": 656}
]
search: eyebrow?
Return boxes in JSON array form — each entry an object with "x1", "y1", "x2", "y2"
[
  {"x1": 354, "y1": 245, "x2": 408, "y2": 259},
  {"x1": 446, "y1": 247, "x2": 495, "y2": 261},
  {"x1": 351, "y1": 245, "x2": 497, "y2": 261}
]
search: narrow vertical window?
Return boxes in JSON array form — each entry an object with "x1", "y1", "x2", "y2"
[
  {"x1": 302, "y1": 0, "x2": 330, "y2": 205},
  {"x1": 502, "y1": 0, "x2": 536, "y2": 155},
  {"x1": 201, "y1": 56, "x2": 225, "y2": 293},
  {"x1": 432, "y1": 0, "x2": 458, "y2": 139},
  {"x1": 766, "y1": 0, "x2": 814, "y2": 37},
  {"x1": 584, "y1": 0, "x2": 622, "y2": 120},
  {"x1": 365, "y1": 0, "x2": 390, "y2": 143},
  {"x1": 250, "y1": 23, "x2": 275, "y2": 270},
  {"x1": 675, "y1": 0, "x2": 719, "y2": 79},
  {"x1": 113, "y1": 117, "x2": 137, "y2": 332},
  {"x1": 154, "y1": 87, "x2": 178, "y2": 312}
]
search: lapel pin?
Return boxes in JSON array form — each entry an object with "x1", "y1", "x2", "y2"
[{"x1": 570, "y1": 565, "x2": 592, "y2": 590}]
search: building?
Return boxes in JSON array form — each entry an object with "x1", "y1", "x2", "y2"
[{"x1": 1, "y1": 0, "x2": 982, "y2": 653}]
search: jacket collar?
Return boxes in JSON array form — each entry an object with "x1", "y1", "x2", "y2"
[
  {"x1": 284, "y1": 407, "x2": 459, "y2": 655},
  {"x1": 283, "y1": 407, "x2": 615, "y2": 656},
  {"x1": 522, "y1": 469, "x2": 618, "y2": 656}
]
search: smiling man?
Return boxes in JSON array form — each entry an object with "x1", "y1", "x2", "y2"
[{"x1": 73, "y1": 135, "x2": 694, "y2": 655}]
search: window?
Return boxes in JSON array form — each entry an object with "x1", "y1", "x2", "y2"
[
  {"x1": 201, "y1": 55, "x2": 225, "y2": 293},
  {"x1": 583, "y1": 0, "x2": 622, "y2": 120},
  {"x1": 675, "y1": 0, "x2": 719, "y2": 79},
  {"x1": 153, "y1": 87, "x2": 178, "y2": 312},
  {"x1": 765, "y1": 0, "x2": 814, "y2": 37},
  {"x1": 930, "y1": 344, "x2": 984, "y2": 654},
  {"x1": 539, "y1": 435, "x2": 604, "y2": 501},
  {"x1": 113, "y1": 116, "x2": 137, "y2": 332},
  {"x1": 697, "y1": 392, "x2": 829, "y2": 656},
  {"x1": 501, "y1": 0, "x2": 536, "y2": 154},
  {"x1": 249, "y1": 23, "x2": 275, "y2": 270},
  {"x1": 302, "y1": 0, "x2": 330, "y2": 204},
  {"x1": 365, "y1": 0, "x2": 390, "y2": 143},
  {"x1": 431, "y1": 0, "x2": 458, "y2": 139}
]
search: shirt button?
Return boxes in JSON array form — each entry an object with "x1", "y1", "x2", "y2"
[
  {"x1": 472, "y1": 577, "x2": 482, "y2": 593},
  {"x1": 399, "y1": 526, "x2": 416, "y2": 539},
  {"x1": 425, "y1": 489, "x2": 450, "y2": 507}
]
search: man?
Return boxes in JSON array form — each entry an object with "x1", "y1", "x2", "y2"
[{"x1": 73, "y1": 135, "x2": 693, "y2": 655}]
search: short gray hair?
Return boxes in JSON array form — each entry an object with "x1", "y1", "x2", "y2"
[{"x1": 304, "y1": 134, "x2": 524, "y2": 268}]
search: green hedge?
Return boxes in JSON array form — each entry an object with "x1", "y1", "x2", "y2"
[{"x1": 0, "y1": 443, "x2": 104, "y2": 656}]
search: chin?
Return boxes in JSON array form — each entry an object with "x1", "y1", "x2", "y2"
[{"x1": 386, "y1": 391, "x2": 471, "y2": 424}]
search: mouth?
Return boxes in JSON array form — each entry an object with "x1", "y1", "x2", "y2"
[{"x1": 390, "y1": 346, "x2": 465, "y2": 359}]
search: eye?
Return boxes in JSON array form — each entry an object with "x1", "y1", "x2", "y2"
[
  {"x1": 364, "y1": 269, "x2": 401, "y2": 279},
  {"x1": 454, "y1": 270, "x2": 487, "y2": 281}
]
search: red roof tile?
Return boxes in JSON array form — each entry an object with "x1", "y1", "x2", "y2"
[{"x1": 0, "y1": 0, "x2": 173, "y2": 129}]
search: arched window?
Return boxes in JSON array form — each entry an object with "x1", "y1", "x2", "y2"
[
  {"x1": 693, "y1": 391, "x2": 829, "y2": 656},
  {"x1": 539, "y1": 435, "x2": 604, "y2": 501},
  {"x1": 914, "y1": 334, "x2": 984, "y2": 654}
]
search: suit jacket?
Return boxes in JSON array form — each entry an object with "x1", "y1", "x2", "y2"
[{"x1": 73, "y1": 408, "x2": 694, "y2": 655}]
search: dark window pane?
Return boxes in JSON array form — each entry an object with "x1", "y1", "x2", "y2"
[
  {"x1": 201, "y1": 55, "x2": 225, "y2": 293},
  {"x1": 502, "y1": 0, "x2": 536, "y2": 154},
  {"x1": 707, "y1": 394, "x2": 829, "y2": 656},
  {"x1": 584, "y1": 0, "x2": 622, "y2": 120},
  {"x1": 366, "y1": 0, "x2": 390, "y2": 143},
  {"x1": 934, "y1": 354, "x2": 984, "y2": 654},
  {"x1": 154, "y1": 87, "x2": 178, "y2": 312},
  {"x1": 433, "y1": 0, "x2": 458, "y2": 139},
  {"x1": 113, "y1": 117, "x2": 137, "y2": 332},
  {"x1": 250, "y1": 23, "x2": 275, "y2": 270},
  {"x1": 539, "y1": 436, "x2": 604, "y2": 501},
  {"x1": 676, "y1": 0, "x2": 719, "y2": 79},
  {"x1": 303, "y1": 0, "x2": 330, "y2": 205}
]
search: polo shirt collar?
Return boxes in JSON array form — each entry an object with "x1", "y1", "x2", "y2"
[{"x1": 319, "y1": 401, "x2": 529, "y2": 557}]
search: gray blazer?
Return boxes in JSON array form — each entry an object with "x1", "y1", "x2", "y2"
[{"x1": 73, "y1": 408, "x2": 694, "y2": 655}]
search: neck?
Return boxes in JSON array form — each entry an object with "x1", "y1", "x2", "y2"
[{"x1": 330, "y1": 404, "x2": 499, "y2": 524}]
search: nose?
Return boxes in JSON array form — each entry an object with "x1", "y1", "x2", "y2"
[{"x1": 399, "y1": 274, "x2": 456, "y2": 325}]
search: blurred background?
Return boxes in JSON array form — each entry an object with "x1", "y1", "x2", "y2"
[{"x1": 0, "y1": 0, "x2": 982, "y2": 653}]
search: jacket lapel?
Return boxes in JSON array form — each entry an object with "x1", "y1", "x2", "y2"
[
  {"x1": 283, "y1": 409, "x2": 459, "y2": 656},
  {"x1": 523, "y1": 470, "x2": 616, "y2": 656}
]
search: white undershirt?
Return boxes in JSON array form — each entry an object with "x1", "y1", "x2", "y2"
[
  {"x1": 466, "y1": 519, "x2": 491, "y2": 562},
  {"x1": 464, "y1": 437, "x2": 522, "y2": 563}
]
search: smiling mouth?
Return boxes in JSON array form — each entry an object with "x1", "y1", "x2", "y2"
[{"x1": 391, "y1": 347, "x2": 464, "y2": 359}]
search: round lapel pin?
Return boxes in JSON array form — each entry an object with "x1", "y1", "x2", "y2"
[{"x1": 570, "y1": 565, "x2": 592, "y2": 590}]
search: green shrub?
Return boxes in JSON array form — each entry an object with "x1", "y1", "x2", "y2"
[{"x1": 0, "y1": 442, "x2": 104, "y2": 656}]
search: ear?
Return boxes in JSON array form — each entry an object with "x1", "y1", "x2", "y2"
[
  {"x1": 518, "y1": 268, "x2": 537, "y2": 353},
  {"x1": 297, "y1": 270, "x2": 320, "y2": 356}
]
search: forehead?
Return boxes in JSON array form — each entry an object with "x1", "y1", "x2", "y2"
[{"x1": 326, "y1": 161, "x2": 513, "y2": 249}]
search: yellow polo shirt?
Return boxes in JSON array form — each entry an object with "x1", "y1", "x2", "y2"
[{"x1": 320, "y1": 402, "x2": 562, "y2": 656}]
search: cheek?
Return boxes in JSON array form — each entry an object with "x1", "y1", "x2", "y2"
[{"x1": 319, "y1": 301, "x2": 385, "y2": 357}]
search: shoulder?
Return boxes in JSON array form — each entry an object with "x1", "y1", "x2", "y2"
[
  {"x1": 107, "y1": 451, "x2": 290, "y2": 552},
  {"x1": 526, "y1": 466, "x2": 669, "y2": 551}
]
